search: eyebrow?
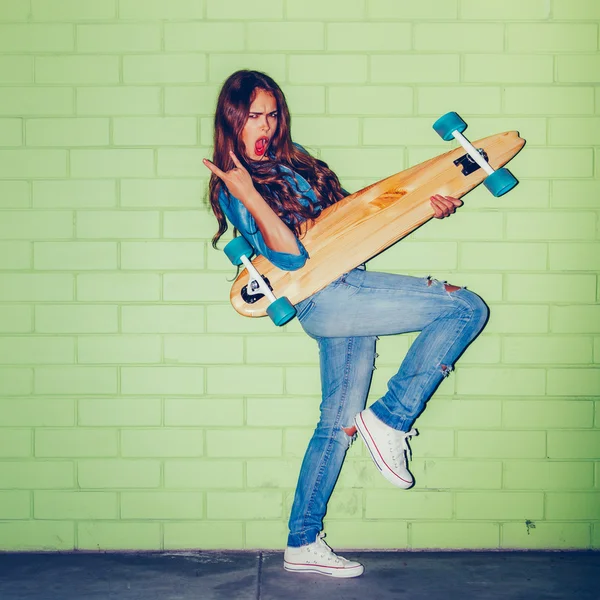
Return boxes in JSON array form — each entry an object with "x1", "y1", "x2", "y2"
[{"x1": 248, "y1": 109, "x2": 278, "y2": 115}]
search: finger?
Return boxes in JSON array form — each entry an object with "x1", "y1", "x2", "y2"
[
  {"x1": 430, "y1": 197, "x2": 444, "y2": 218},
  {"x1": 229, "y1": 151, "x2": 245, "y2": 170},
  {"x1": 203, "y1": 158, "x2": 226, "y2": 179}
]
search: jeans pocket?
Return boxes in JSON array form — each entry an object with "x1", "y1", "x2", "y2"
[{"x1": 295, "y1": 299, "x2": 316, "y2": 322}]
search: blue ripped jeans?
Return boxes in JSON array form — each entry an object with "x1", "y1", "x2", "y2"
[{"x1": 287, "y1": 267, "x2": 489, "y2": 547}]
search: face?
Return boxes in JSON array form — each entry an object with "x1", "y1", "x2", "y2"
[{"x1": 241, "y1": 89, "x2": 278, "y2": 161}]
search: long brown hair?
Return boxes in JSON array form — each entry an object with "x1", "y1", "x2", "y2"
[{"x1": 209, "y1": 70, "x2": 345, "y2": 248}]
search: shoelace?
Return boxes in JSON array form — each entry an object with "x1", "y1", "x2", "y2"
[
  {"x1": 390, "y1": 428, "x2": 417, "y2": 463},
  {"x1": 313, "y1": 533, "x2": 346, "y2": 564}
]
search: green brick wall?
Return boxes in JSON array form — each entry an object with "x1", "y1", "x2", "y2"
[{"x1": 0, "y1": 0, "x2": 598, "y2": 551}]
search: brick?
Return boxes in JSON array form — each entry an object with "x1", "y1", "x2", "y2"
[
  {"x1": 455, "y1": 335, "x2": 502, "y2": 365},
  {"x1": 121, "y1": 180, "x2": 204, "y2": 208},
  {"x1": 245, "y1": 335, "x2": 317, "y2": 365},
  {"x1": 0, "y1": 368, "x2": 32, "y2": 396},
  {"x1": 0, "y1": 24, "x2": 73, "y2": 52},
  {"x1": 79, "y1": 398, "x2": 160, "y2": 427},
  {"x1": 371, "y1": 55, "x2": 459, "y2": 83},
  {"x1": 0, "y1": 305, "x2": 31, "y2": 333},
  {"x1": 0, "y1": 88, "x2": 73, "y2": 117},
  {"x1": 286, "y1": 0, "x2": 364, "y2": 19},
  {"x1": 404, "y1": 430, "x2": 455, "y2": 459},
  {"x1": 34, "y1": 242, "x2": 116, "y2": 270},
  {"x1": 33, "y1": 180, "x2": 116, "y2": 208},
  {"x1": 415, "y1": 400, "x2": 501, "y2": 429},
  {"x1": 164, "y1": 459, "x2": 243, "y2": 489},
  {"x1": 0, "y1": 119, "x2": 22, "y2": 146},
  {"x1": 504, "y1": 87, "x2": 594, "y2": 115},
  {"x1": 77, "y1": 24, "x2": 160, "y2": 52},
  {"x1": 35, "y1": 305, "x2": 117, "y2": 334},
  {"x1": 120, "y1": 0, "x2": 204, "y2": 19},
  {"x1": 0, "y1": 274, "x2": 73, "y2": 301},
  {"x1": 464, "y1": 54, "x2": 553, "y2": 84},
  {"x1": 206, "y1": 304, "x2": 275, "y2": 335},
  {"x1": 547, "y1": 369, "x2": 600, "y2": 397},
  {"x1": 0, "y1": 211, "x2": 71, "y2": 240},
  {"x1": 0, "y1": 430, "x2": 32, "y2": 457},
  {"x1": 163, "y1": 274, "x2": 232, "y2": 302},
  {"x1": 123, "y1": 492, "x2": 205, "y2": 519},
  {"x1": 0, "y1": 241, "x2": 30, "y2": 269},
  {"x1": 165, "y1": 85, "x2": 220, "y2": 116},
  {"x1": 457, "y1": 367, "x2": 546, "y2": 396},
  {"x1": 124, "y1": 55, "x2": 206, "y2": 84},
  {"x1": 366, "y1": 491, "x2": 452, "y2": 519},
  {"x1": 77, "y1": 87, "x2": 161, "y2": 116},
  {"x1": 35, "y1": 57, "x2": 118, "y2": 85},
  {"x1": 26, "y1": 118, "x2": 109, "y2": 147},
  {"x1": 0, "y1": 150, "x2": 66, "y2": 178},
  {"x1": 207, "y1": 0, "x2": 283, "y2": 19},
  {"x1": 548, "y1": 431, "x2": 600, "y2": 459},
  {"x1": 503, "y1": 461, "x2": 594, "y2": 491},
  {"x1": 121, "y1": 367, "x2": 204, "y2": 395},
  {"x1": 246, "y1": 458, "x2": 301, "y2": 488},
  {"x1": 460, "y1": 0, "x2": 550, "y2": 19},
  {"x1": 289, "y1": 55, "x2": 367, "y2": 84},
  {"x1": 71, "y1": 150, "x2": 153, "y2": 178},
  {"x1": 367, "y1": 0, "x2": 458, "y2": 19},
  {"x1": 557, "y1": 55, "x2": 600, "y2": 84},
  {"x1": 0, "y1": 521, "x2": 74, "y2": 550},
  {"x1": 77, "y1": 211, "x2": 159, "y2": 239},
  {"x1": 506, "y1": 274, "x2": 597, "y2": 303},
  {"x1": 327, "y1": 23, "x2": 410, "y2": 51},
  {"x1": 323, "y1": 489, "x2": 362, "y2": 520},
  {"x1": 206, "y1": 429, "x2": 282, "y2": 458},
  {"x1": 553, "y1": 0, "x2": 600, "y2": 19},
  {"x1": 418, "y1": 87, "x2": 501, "y2": 116},
  {"x1": 468, "y1": 120, "x2": 548, "y2": 149},
  {"x1": 412, "y1": 213, "x2": 503, "y2": 243},
  {"x1": 164, "y1": 522, "x2": 243, "y2": 550},
  {"x1": 35, "y1": 491, "x2": 116, "y2": 519},
  {"x1": 0, "y1": 461, "x2": 73, "y2": 489},
  {"x1": 163, "y1": 210, "x2": 220, "y2": 239},
  {"x1": 508, "y1": 24, "x2": 597, "y2": 52},
  {"x1": 551, "y1": 303, "x2": 599, "y2": 334},
  {"x1": 244, "y1": 521, "x2": 287, "y2": 549},
  {"x1": 121, "y1": 429, "x2": 203, "y2": 457},
  {"x1": 283, "y1": 427, "x2": 315, "y2": 457},
  {"x1": 413, "y1": 459, "x2": 502, "y2": 490},
  {"x1": 77, "y1": 522, "x2": 160, "y2": 550},
  {"x1": 35, "y1": 429, "x2": 117, "y2": 457},
  {"x1": 327, "y1": 521, "x2": 408, "y2": 550},
  {"x1": 164, "y1": 23, "x2": 243, "y2": 52},
  {"x1": 547, "y1": 493, "x2": 600, "y2": 520},
  {"x1": 0, "y1": 56, "x2": 32, "y2": 84},
  {"x1": 318, "y1": 148, "x2": 405, "y2": 179},
  {"x1": 77, "y1": 274, "x2": 159, "y2": 301},
  {"x1": 157, "y1": 148, "x2": 210, "y2": 177},
  {"x1": 507, "y1": 401, "x2": 593, "y2": 432},
  {"x1": 412, "y1": 522, "x2": 499, "y2": 549},
  {"x1": 247, "y1": 22, "x2": 323, "y2": 51},
  {"x1": 0, "y1": 337, "x2": 74, "y2": 365},
  {"x1": 164, "y1": 335, "x2": 243, "y2": 365},
  {"x1": 460, "y1": 243, "x2": 546, "y2": 271},
  {"x1": 549, "y1": 117, "x2": 600, "y2": 146},
  {"x1": 502, "y1": 522, "x2": 590, "y2": 550},
  {"x1": 508, "y1": 212, "x2": 595, "y2": 241},
  {"x1": 207, "y1": 492, "x2": 282, "y2": 519},
  {"x1": 291, "y1": 117, "x2": 359, "y2": 147},
  {"x1": 78, "y1": 335, "x2": 161, "y2": 365},
  {"x1": 121, "y1": 242, "x2": 204, "y2": 270},
  {"x1": 457, "y1": 431, "x2": 546, "y2": 459},
  {"x1": 284, "y1": 366, "x2": 320, "y2": 396},
  {"x1": 34, "y1": 367, "x2": 117, "y2": 395},
  {"x1": 363, "y1": 117, "x2": 446, "y2": 146},
  {"x1": 247, "y1": 397, "x2": 319, "y2": 427},
  {"x1": 0, "y1": 0, "x2": 29, "y2": 20},
  {"x1": 0, "y1": 181, "x2": 29, "y2": 208},
  {"x1": 121, "y1": 305, "x2": 205, "y2": 334},
  {"x1": 503, "y1": 337, "x2": 593, "y2": 366},
  {"x1": 0, "y1": 496, "x2": 28, "y2": 524},
  {"x1": 78, "y1": 460, "x2": 159, "y2": 489},
  {"x1": 209, "y1": 54, "x2": 286, "y2": 84},
  {"x1": 114, "y1": 117, "x2": 197, "y2": 147},
  {"x1": 165, "y1": 398, "x2": 243, "y2": 427},
  {"x1": 32, "y1": 0, "x2": 116, "y2": 20},
  {"x1": 328, "y1": 86, "x2": 412, "y2": 116},
  {"x1": 415, "y1": 23, "x2": 503, "y2": 52}
]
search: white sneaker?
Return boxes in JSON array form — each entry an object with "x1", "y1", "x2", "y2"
[
  {"x1": 354, "y1": 408, "x2": 416, "y2": 489},
  {"x1": 283, "y1": 532, "x2": 364, "y2": 578}
]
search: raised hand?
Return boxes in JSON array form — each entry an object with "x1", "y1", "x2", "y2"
[
  {"x1": 430, "y1": 194, "x2": 463, "y2": 219},
  {"x1": 203, "y1": 151, "x2": 256, "y2": 202}
]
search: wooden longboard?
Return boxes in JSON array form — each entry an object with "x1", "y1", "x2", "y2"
[{"x1": 230, "y1": 131, "x2": 525, "y2": 318}]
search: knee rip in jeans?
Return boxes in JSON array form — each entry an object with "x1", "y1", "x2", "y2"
[
  {"x1": 440, "y1": 363, "x2": 453, "y2": 378},
  {"x1": 426, "y1": 275, "x2": 462, "y2": 294},
  {"x1": 341, "y1": 424, "x2": 358, "y2": 447}
]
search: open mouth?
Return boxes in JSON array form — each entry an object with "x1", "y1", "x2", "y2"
[{"x1": 255, "y1": 136, "x2": 269, "y2": 156}]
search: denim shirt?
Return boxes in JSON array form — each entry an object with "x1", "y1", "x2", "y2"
[{"x1": 218, "y1": 162, "x2": 319, "y2": 272}]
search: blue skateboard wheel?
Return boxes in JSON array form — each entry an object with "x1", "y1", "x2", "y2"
[
  {"x1": 267, "y1": 297, "x2": 297, "y2": 326},
  {"x1": 433, "y1": 111, "x2": 468, "y2": 142},
  {"x1": 224, "y1": 236, "x2": 253, "y2": 266},
  {"x1": 483, "y1": 167, "x2": 519, "y2": 197}
]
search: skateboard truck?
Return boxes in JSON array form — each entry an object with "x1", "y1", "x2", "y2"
[
  {"x1": 454, "y1": 148, "x2": 489, "y2": 176},
  {"x1": 433, "y1": 112, "x2": 519, "y2": 197},
  {"x1": 223, "y1": 236, "x2": 297, "y2": 326}
]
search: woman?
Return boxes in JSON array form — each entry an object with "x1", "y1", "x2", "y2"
[{"x1": 204, "y1": 70, "x2": 488, "y2": 578}]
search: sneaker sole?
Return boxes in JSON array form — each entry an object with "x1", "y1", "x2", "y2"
[
  {"x1": 354, "y1": 412, "x2": 413, "y2": 489},
  {"x1": 284, "y1": 560, "x2": 364, "y2": 578}
]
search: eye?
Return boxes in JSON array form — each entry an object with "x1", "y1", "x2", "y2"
[{"x1": 269, "y1": 112, "x2": 278, "y2": 118}]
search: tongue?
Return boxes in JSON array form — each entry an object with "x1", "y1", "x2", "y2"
[{"x1": 255, "y1": 138, "x2": 267, "y2": 156}]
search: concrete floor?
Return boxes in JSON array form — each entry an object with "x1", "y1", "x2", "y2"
[{"x1": 0, "y1": 550, "x2": 598, "y2": 599}]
